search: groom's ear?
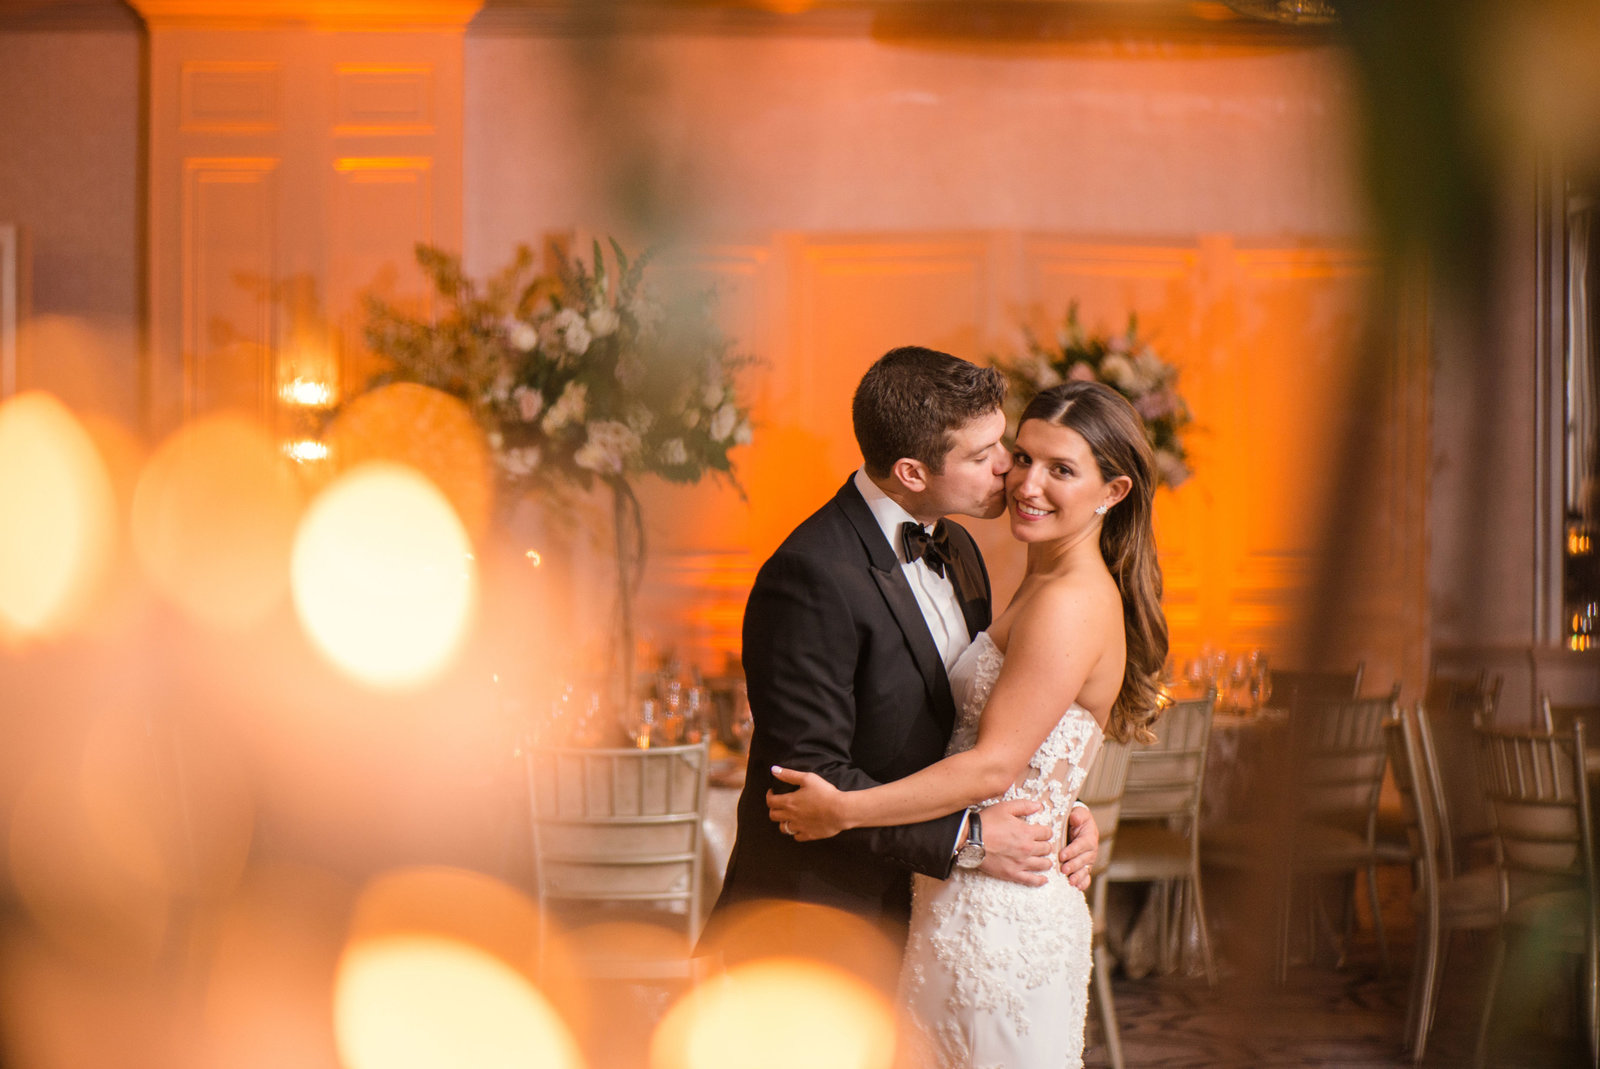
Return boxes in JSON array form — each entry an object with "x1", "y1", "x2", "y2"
[{"x1": 890, "y1": 457, "x2": 930, "y2": 494}]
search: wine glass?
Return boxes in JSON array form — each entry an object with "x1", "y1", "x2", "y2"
[
  {"x1": 658, "y1": 678, "x2": 684, "y2": 745},
  {"x1": 624, "y1": 698, "x2": 655, "y2": 749},
  {"x1": 683, "y1": 685, "x2": 711, "y2": 744},
  {"x1": 1249, "y1": 651, "x2": 1272, "y2": 711}
]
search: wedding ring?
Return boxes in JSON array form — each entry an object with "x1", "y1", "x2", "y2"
[{"x1": 781, "y1": 821, "x2": 793, "y2": 835}]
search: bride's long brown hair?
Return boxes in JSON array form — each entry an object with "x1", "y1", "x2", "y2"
[{"x1": 1019, "y1": 381, "x2": 1168, "y2": 744}]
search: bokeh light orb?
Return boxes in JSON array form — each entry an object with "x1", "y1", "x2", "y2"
[
  {"x1": 0, "y1": 391, "x2": 115, "y2": 639},
  {"x1": 130, "y1": 413, "x2": 302, "y2": 630},
  {"x1": 290, "y1": 461, "x2": 476, "y2": 690},
  {"x1": 650, "y1": 957, "x2": 896, "y2": 1069},
  {"x1": 334, "y1": 934, "x2": 582, "y2": 1069},
  {"x1": 323, "y1": 383, "x2": 493, "y2": 543}
]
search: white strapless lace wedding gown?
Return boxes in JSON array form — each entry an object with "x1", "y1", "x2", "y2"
[{"x1": 901, "y1": 631, "x2": 1104, "y2": 1069}]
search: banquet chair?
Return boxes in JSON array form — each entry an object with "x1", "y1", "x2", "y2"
[
  {"x1": 1080, "y1": 737, "x2": 1135, "y2": 1069},
  {"x1": 1419, "y1": 673, "x2": 1502, "y2": 866},
  {"x1": 1473, "y1": 722, "x2": 1599, "y2": 1069},
  {"x1": 1269, "y1": 663, "x2": 1364, "y2": 707},
  {"x1": 1102, "y1": 692, "x2": 1218, "y2": 983},
  {"x1": 1540, "y1": 694, "x2": 1600, "y2": 735},
  {"x1": 1426, "y1": 669, "x2": 1502, "y2": 727},
  {"x1": 1385, "y1": 704, "x2": 1500, "y2": 1063},
  {"x1": 525, "y1": 740, "x2": 711, "y2": 981},
  {"x1": 1205, "y1": 695, "x2": 1394, "y2": 982}
]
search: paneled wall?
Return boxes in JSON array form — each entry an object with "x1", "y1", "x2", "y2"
[
  {"x1": 633, "y1": 230, "x2": 1427, "y2": 693},
  {"x1": 135, "y1": 2, "x2": 477, "y2": 434},
  {"x1": 102, "y1": 11, "x2": 1427, "y2": 694},
  {"x1": 459, "y1": 26, "x2": 1425, "y2": 689}
]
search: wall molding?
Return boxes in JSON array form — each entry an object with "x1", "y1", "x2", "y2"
[{"x1": 128, "y1": 0, "x2": 481, "y2": 31}]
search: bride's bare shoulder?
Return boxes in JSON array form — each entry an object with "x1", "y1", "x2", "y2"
[{"x1": 1009, "y1": 570, "x2": 1121, "y2": 646}]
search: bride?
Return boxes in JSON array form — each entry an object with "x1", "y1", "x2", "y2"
[{"x1": 768, "y1": 380, "x2": 1168, "y2": 1069}]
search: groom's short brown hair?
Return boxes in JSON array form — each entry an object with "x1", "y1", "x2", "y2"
[{"x1": 852, "y1": 346, "x2": 1006, "y2": 478}]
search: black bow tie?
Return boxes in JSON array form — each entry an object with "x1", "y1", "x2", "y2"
[{"x1": 901, "y1": 520, "x2": 954, "y2": 579}]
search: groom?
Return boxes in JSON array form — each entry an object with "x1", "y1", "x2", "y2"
[{"x1": 701, "y1": 345, "x2": 1099, "y2": 973}]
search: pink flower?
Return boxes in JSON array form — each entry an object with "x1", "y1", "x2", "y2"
[
  {"x1": 1067, "y1": 361, "x2": 1096, "y2": 382},
  {"x1": 1135, "y1": 391, "x2": 1174, "y2": 421}
]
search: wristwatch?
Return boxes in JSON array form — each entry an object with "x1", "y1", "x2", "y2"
[{"x1": 955, "y1": 807, "x2": 985, "y2": 869}]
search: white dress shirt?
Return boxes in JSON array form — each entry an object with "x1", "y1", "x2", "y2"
[{"x1": 853, "y1": 468, "x2": 972, "y2": 671}]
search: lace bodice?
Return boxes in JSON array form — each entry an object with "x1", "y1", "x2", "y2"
[
  {"x1": 900, "y1": 630, "x2": 1102, "y2": 1069},
  {"x1": 947, "y1": 631, "x2": 1102, "y2": 848}
]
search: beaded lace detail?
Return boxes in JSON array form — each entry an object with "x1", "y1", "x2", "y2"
[{"x1": 900, "y1": 631, "x2": 1101, "y2": 1069}]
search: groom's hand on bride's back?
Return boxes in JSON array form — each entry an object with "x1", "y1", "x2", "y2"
[
  {"x1": 1059, "y1": 806, "x2": 1099, "y2": 891},
  {"x1": 975, "y1": 800, "x2": 1054, "y2": 887}
]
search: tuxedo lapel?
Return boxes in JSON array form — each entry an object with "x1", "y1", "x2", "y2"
[
  {"x1": 943, "y1": 532, "x2": 992, "y2": 641},
  {"x1": 834, "y1": 479, "x2": 958, "y2": 734}
]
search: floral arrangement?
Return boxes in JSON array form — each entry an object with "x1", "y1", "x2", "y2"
[
  {"x1": 996, "y1": 303, "x2": 1194, "y2": 489},
  {"x1": 361, "y1": 238, "x2": 753, "y2": 499}
]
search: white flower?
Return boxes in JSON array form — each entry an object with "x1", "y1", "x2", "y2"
[
  {"x1": 702, "y1": 382, "x2": 724, "y2": 408},
  {"x1": 509, "y1": 322, "x2": 539, "y2": 352},
  {"x1": 1032, "y1": 358, "x2": 1063, "y2": 389},
  {"x1": 552, "y1": 308, "x2": 583, "y2": 330},
  {"x1": 488, "y1": 371, "x2": 514, "y2": 404},
  {"x1": 683, "y1": 407, "x2": 700, "y2": 429},
  {"x1": 564, "y1": 319, "x2": 592, "y2": 356},
  {"x1": 1067, "y1": 361, "x2": 1096, "y2": 383},
  {"x1": 588, "y1": 306, "x2": 620, "y2": 338},
  {"x1": 733, "y1": 419, "x2": 753, "y2": 446},
  {"x1": 1134, "y1": 348, "x2": 1167, "y2": 385},
  {"x1": 541, "y1": 381, "x2": 587, "y2": 434},
  {"x1": 626, "y1": 404, "x2": 654, "y2": 436},
  {"x1": 1100, "y1": 354, "x2": 1138, "y2": 392},
  {"x1": 660, "y1": 438, "x2": 688, "y2": 466},
  {"x1": 514, "y1": 386, "x2": 544, "y2": 423},
  {"x1": 573, "y1": 421, "x2": 641, "y2": 475},
  {"x1": 709, "y1": 402, "x2": 739, "y2": 442},
  {"x1": 487, "y1": 430, "x2": 504, "y2": 451},
  {"x1": 616, "y1": 352, "x2": 646, "y2": 390},
  {"x1": 500, "y1": 445, "x2": 541, "y2": 476}
]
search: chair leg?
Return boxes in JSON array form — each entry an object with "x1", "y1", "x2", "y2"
[
  {"x1": 1586, "y1": 933, "x2": 1599, "y2": 1069},
  {"x1": 1094, "y1": 941, "x2": 1125, "y2": 1069},
  {"x1": 1164, "y1": 876, "x2": 1177, "y2": 979},
  {"x1": 1187, "y1": 863, "x2": 1218, "y2": 986},
  {"x1": 1366, "y1": 862, "x2": 1390, "y2": 973},
  {"x1": 1402, "y1": 923, "x2": 1425, "y2": 1059},
  {"x1": 1410, "y1": 910, "x2": 1442, "y2": 1064},
  {"x1": 1474, "y1": 931, "x2": 1506, "y2": 1069}
]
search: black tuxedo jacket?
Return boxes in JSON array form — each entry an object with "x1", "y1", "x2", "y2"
[{"x1": 702, "y1": 475, "x2": 992, "y2": 943}]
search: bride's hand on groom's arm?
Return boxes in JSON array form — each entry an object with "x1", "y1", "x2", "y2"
[
  {"x1": 977, "y1": 800, "x2": 1054, "y2": 887},
  {"x1": 767, "y1": 766, "x2": 849, "y2": 840}
]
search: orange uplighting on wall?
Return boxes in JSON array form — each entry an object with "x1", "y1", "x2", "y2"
[{"x1": 289, "y1": 460, "x2": 477, "y2": 691}]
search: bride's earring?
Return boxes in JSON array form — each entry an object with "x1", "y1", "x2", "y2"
[{"x1": 1094, "y1": 504, "x2": 1108, "y2": 515}]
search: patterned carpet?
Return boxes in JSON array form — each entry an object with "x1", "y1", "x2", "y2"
[{"x1": 1085, "y1": 865, "x2": 1593, "y2": 1068}]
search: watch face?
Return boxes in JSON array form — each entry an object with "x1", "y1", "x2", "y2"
[{"x1": 957, "y1": 843, "x2": 984, "y2": 868}]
